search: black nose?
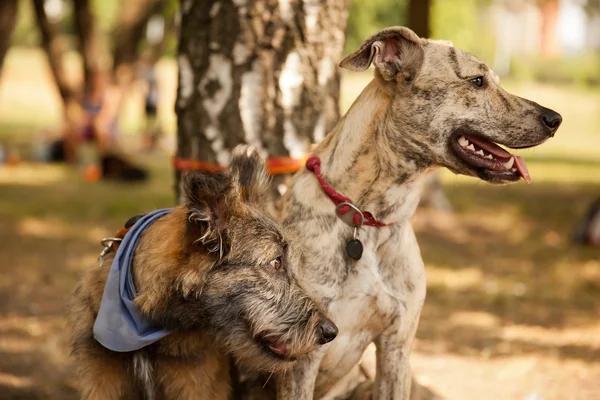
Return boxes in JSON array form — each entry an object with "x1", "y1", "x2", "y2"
[
  {"x1": 317, "y1": 318, "x2": 338, "y2": 344},
  {"x1": 541, "y1": 108, "x2": 562, "y2": 134}
]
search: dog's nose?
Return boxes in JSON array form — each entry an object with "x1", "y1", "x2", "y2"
[
  {"x1": 317, "y1": 318, "x2": 338, "y2": 344},
  {"x1": 541, "y1": 108, "x2": 562, "y2": 135}
]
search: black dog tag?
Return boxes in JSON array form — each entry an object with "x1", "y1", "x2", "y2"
[{"x1": 346, "y1": 239, "x2": 363, "y2": 260}]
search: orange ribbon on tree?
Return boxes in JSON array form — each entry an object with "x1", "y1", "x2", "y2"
[{"x1": 173, "y1": 155, "x2": 309, "y2": 175}]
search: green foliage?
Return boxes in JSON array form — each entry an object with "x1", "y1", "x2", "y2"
[
  {"x1": 431, "y1": 0, "x2": 496, "y2": 63},
  {"x1": 91, "y1": 0, "x2": 120, "y2": 33},
  {"x1": 12, "y1": 0, "x2": 120, "y2": 48},
  {"x1": 13, "y1": 0, "x2": 39, "y2": 47},
  {"x1": 510, "y1": 55, "x2": 600, "y2": 86},
  {"x1": 11, "y1": 0, "x2": 178, "y2": 60},
  {"x1": 345, "y1": 0, "x2": 496, "y2": 63},
  {"x1": 584, "y1": 0, "x2": 600, "y2": 15},
  {"x1": 345, "y1": 0, "x2": 408, "y2": 53}
]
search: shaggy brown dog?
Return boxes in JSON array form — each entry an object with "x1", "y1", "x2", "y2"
[{"x1": 68, "y1": 146, "x2": 338, "y2": 400}]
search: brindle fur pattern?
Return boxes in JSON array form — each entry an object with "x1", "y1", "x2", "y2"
[
  {"x1": 69, "y1": 145, "x2": 337, "y2": 400},
  {"x1": 275, "y1": 26, "x2": 561, "y2": 399}
]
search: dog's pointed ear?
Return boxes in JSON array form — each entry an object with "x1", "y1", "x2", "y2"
[
  {"x1": 428, "y1": 39, "x2": 453, "y2": 47},
  {"x1": 339, "y1": 26, "x2": 424, "y2": 82},
  {"x1": 180, "y1": 171, "x2": 242, "y2": 256},
  {"x1": 228, "y1": 145, "x2": 270, "y2": 205}
]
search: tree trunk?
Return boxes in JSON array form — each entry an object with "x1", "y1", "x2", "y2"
[
  {"x1": 32, "y1": 0, "x2": 77, "y2": 106},
  {"x1": 407, "y1": 0, "x2": 431, "y2": 38},
  {"x1": 175, "y1": 0, "x2": 348, "y2": 201},
  {"x1": 72, "y1": 0, "x2": 101, "y2": 89},
  {"x1": 113, "y1": 0, "x2": 165, "y2": 81},
  {"x1": 0, "y1": 0, "x2": 18, "y2": 73}
]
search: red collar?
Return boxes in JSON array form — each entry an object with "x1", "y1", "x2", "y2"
[{"x1": 305, "y1": 156, "x2": 391, "y2": 228}]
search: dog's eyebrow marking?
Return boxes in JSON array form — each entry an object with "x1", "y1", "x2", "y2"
[
  {"x1": 449, "y1": 47, "x2": 489, "y2": 80},
  {"x1": 448, "y1": 47, "x2": 466, "y2": 79}
]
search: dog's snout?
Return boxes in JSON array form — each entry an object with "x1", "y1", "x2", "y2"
[
  {"x1": 541, "y1": 108, "x2": 562, "y2": 135},
  {"x1": 317, "y1": 317, "x2": 338, "y2": 344}
]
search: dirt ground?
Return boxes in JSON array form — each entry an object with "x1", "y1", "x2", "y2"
[
  {"x1": 1, "y1": 160, "x2": 599, "y2": 400},
  {"x1": 0, "y1": 49, "x2": 599, "y2": 399}
]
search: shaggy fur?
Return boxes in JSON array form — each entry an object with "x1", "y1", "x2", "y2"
[
  {"x1": 68, "y1": 145, "x2": 338, "y2": 400},
  {"x1": 273, "y1": 26, "x2": 562, "y2": 399}
]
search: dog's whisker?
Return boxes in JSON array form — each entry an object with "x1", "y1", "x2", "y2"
[{"x1": 263, "y1": 368, "x2": 275, "y2": 388}]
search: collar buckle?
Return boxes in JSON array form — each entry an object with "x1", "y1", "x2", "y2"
[{"x1": 98, "y1": 237, "x2": 123, "y2": 263}]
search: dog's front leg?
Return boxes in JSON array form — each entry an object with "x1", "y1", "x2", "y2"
[
  {"x1": 374, "y1": 310, "x2": 421, "y2": 400},
  {"x1": 373, "y1": 223, "x2": 426, "y2": 399},
  {"x1": 276, "y1": 349, "x2": 325, "y2": 400}
]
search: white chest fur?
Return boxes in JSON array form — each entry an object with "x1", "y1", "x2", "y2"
[{"x1": 314, "y1": 223, "x2": 426, "y2": 396}]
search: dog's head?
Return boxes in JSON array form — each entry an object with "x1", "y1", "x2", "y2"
[
  {"x1": 340, "y1": 26, "x2": 562, "y2": 184},
  {"x1": 133, "y1": 145, "x2": 337, "y2": 372}
]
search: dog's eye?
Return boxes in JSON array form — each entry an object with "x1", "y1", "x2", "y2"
[
  {"x1": 269, "y1": 257, "x2": 282, "y2": 270},
  {"x1": 470, "y1": 76, "x2": 484, "y2": 88}
]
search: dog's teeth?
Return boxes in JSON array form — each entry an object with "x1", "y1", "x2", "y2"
[
  {"x1": 458, "y1": 136, "x2": 469, "y2": 147},
  {"x1": 485, "y1": 154, "x2": 494, "y2": 159},
  {"x1": 476, "y1": 150, "x2": 485, "y2": 156},
  {"x1": 511, "y1": 168, "x2": 517, "y2": 172},
  {"x1": 503, "y1": 157, "x2": 515, "y2": 169},
  {"x1": 467, "y1": 144, "x2": 475, "y2": 151}
]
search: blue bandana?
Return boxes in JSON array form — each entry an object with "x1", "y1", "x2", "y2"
[{"x1": 93, "y1": 208, "x2": 173, "y2": 352}]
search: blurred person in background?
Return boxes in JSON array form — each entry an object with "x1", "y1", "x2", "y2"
[{"x1": 139, "y1": 50, "x2": 162, "y2": 152}]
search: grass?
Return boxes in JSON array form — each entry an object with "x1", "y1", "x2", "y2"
[{"x1": 1, "y1": 48, "x2": 599, "y2": 399}]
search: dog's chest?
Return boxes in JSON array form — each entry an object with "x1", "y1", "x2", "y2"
[
  {"x1": 333, "y1": 255, "x2": 399, "y2": 332},
  {"x1": 315, "y1": 224, "x2": 425, "y2": 394},
  {"x1": 318, "y1": 248, "x2": 401, "y2": 372}
]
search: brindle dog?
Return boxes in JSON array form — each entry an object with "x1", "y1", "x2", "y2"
[
  {"x1": 276, "y1": 27, "x2": 562, "y2": 399},
  {"x1": 68, "y1": 146, "x2": 338, "y2": 400}
]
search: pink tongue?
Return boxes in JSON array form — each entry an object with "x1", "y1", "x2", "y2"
[
  {"x1": 514, "y1": 156, "x2": 531, "y2": 184},
  {"x1": 464, "y1": 135, "x2": 513, "y2": 160},
  {"x1": 465, "y1": 135, "x2": 531, "y2": 183}
]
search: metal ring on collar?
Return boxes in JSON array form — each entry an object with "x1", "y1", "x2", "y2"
[
  {"x1": 100, "y1": 237, "x2": 123, "y2": 248},
  {"x1": 335, "y1": 202, "x2": 364, "y2": 227}
]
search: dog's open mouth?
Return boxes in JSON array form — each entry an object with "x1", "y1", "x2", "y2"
[{"x1": 451, "y1": 134, "x2": 531, "y2": 183}]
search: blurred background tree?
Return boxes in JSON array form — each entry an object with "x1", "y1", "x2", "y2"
[
  {"x1": 175, "y1": 0, "x2": 348, "y2": 202},
  {"x1": 0, "y1": 0, "x2": 18, "y2": 72},
  {"x1": 5, "y1": 0, "x2": 599, "y2": 105},
  {"x1": 2, "y1": 0, "x2": 599, "y2": 194},
  {"x1": 345, "y1": 0, "x2": 407, "y2": 52},
  {"x1": 408, "y1": 0, "x2": 431, "y2": 37}
]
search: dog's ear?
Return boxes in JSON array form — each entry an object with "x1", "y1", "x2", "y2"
[
  {"x1": 228, "y1": 145, "x2": 270, "y2": 205},
  {"x1": 428, "y1": 39, "x2": 453, "y2": 47},
  {"x1": 180, "y1": 171, "x2": 243, "y2": 256},
  {"x1": 339, "y1": 26, "x2": 424, "y2": 82}
]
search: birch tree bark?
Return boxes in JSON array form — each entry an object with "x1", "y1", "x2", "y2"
[{"x1": 175, "y1": 0, "x2": 348, "y2": 200}]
